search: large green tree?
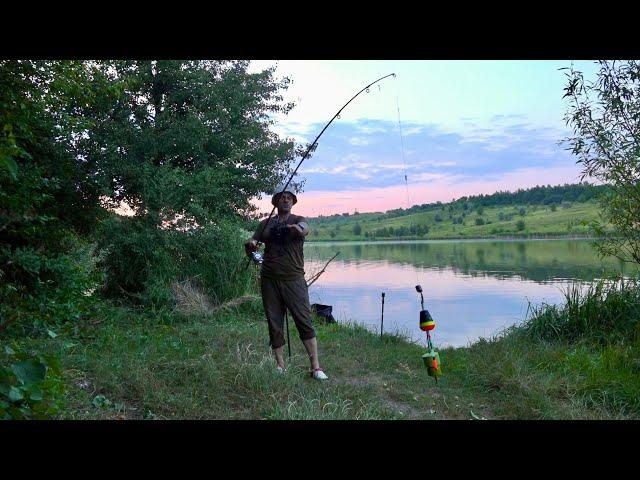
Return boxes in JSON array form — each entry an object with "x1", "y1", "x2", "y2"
[
  {"x1": 78, "y1": 60, "x2": 300, "y2": 228},
  {"x1": 1, "y1": 60, "x2": 304, "y2": 307},
  {"x1": 564, "y1": 60, "x2": 640, "y2": 265},
  {"x1": 71, "y1": 60, "x2": 304, "y2": 300},
  {"x1": 1, "y1": 61, "x2": 108, "y2": 236}
]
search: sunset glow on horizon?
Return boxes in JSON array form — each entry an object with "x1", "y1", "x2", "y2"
[
  {"x1": 248, "y1": 60, "x2": 600, "y2": 218},
  {"x1": 251, "y1": 164, "x2": 585, "y2": 218}
]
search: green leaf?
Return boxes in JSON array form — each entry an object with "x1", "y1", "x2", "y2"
[
  {"x1": 4, "y1": 346, "x2": 16, "y2": 355},
  {"x1": 47, "y1": 329, "x2": 58, "y2": 338},
  {"x1": 0, "y1": 154, "x2": 18, "y2": 180},
  {"x1": 0, "y1": 384, "x2": 10, "y2": 397},
  {"x1": 25, "y1": 385, "x2": 43, "y2": 402},
  {"x1": 9, "y1": 386, "x2": 24, "y2": 402},
  {"x1": 11, "y1": 359, "x2": 47, "y2": 385},
  {"x1": 0, "y1": 400, "x2": 9, "y2": 409},
  {"x1": 92, "y1": 394, "x2": 111, "y2": 409}
]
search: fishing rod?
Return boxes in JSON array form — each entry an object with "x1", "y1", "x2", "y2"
[{"x1": 247, "y1": 73, "x2": 397, "y2": 266}]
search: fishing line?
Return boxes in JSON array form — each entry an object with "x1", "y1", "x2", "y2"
[
  {"x1": 395, "y1": 80, "x2": 438, "y2": 366},
  {"x1": 396, "y1": 96, "x2": 411, "y2": 215},
  {"x1": 395, "y1": 88, "x2": 420, "y2": 287}
]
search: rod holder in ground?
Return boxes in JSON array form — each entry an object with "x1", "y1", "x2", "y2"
[
  {"x1": 380, "y1": 292, "x2": 386, "y2": 339},
  {"x1": 285, "y1": 309, "x2": 291, "y2": 358}
]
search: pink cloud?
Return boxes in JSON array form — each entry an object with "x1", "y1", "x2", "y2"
[{"x1": 252, "y1": 164, "x2": 588, "y2": 217}]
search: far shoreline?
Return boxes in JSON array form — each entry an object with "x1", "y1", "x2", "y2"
[{"x1": 306, "y1": 234, "x2": 599, "y2": 243}]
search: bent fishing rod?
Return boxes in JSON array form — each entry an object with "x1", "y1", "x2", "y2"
[{"x1": 247, "y1": 72, "x2": 396, "y2": 266}]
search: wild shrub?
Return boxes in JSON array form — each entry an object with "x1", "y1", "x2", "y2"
[
  {"x1": 524, "y1": 277, "x2": 640, "y2": 344},
  {"x1": 98, "y1": 216, "x2": 257, "y2": 308},
  {"x1": 1, "y1": 232, "x2": 102, "y2": 336}
]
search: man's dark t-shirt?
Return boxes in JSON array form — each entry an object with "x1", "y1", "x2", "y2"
[{"x1": 253, "y1": 214, "x2": 308, "y2": 280}]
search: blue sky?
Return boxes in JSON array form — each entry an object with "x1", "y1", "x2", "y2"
[{"x1": 248, "y1": 60, "x2": 601, "y2": 216}]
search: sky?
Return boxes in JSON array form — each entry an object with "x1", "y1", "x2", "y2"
[{"x1": 247, "y1": 60, "x2": 601, "y2": 217}]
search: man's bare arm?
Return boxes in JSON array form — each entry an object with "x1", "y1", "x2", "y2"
[{"x1": 289, "y1": 221, "x2": 309, "y2": 238}]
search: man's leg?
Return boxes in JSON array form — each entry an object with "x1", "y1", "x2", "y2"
[
  {"x1": 273, "y1": 346, "x2": 285, "y2": 369},
  {"x1": 260, "y1": 277, "x2": 286, "y2": 368},
  {"x1": 302, "y1": 337, "x2": 320, "y2": 370},
  {"x1": 282, "y1": 278, "x2": 322, "y2": 371}
]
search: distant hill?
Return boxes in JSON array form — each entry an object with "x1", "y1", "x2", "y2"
[{"x1": 303, "y1": 182, "x2": 609, "y2": 241}]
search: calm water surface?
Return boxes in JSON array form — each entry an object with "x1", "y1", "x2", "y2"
[{"x1": 304, "y1": 239, "x2": 637, "y2": 348}]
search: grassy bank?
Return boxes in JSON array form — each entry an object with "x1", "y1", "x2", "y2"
[
  {"x1": 308, "y1": 201, "x2": 606, "y2": 241},
  {"x1": 7, "y1": 277, "x2": 639, "y2": 420}
]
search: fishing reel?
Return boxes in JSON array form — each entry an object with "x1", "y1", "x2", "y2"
[
  {"x1": 245, "y1": 240, "x2": 263, "y2": 265},
  {"x1": 250, "y1": 251, "x2": 263, "y2": 265}
]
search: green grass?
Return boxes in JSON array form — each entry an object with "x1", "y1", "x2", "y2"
[
  {"x1": 16, "y1": 276, "x2": 640, "y2": 420},
  {"x1": 308, "y1": 201, "x2": 607, "y2": 241},
  {"x1": 524, "y1": 277, "x2": 640, "y2": 343},
  {"x1": 20, "y1": 303, "x2": 470, "y2": 420}
]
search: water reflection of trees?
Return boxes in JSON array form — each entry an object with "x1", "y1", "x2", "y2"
[{"x1": 306, "y1": 240, "x2": 637, "y2": 283}]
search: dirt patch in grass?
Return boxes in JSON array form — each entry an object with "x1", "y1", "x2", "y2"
[
  {"x1": 61, "y1": 368, "x2": 146, "y2": 420},
  {"x1": 337, "y1": 371, "x2": 451, "y2": 419}
]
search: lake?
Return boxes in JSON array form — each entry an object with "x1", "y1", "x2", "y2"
[{"x1": 304, "y1": 239, "x2": 637, "y2": 348}]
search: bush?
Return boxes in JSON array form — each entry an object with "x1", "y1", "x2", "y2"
[
  {"x1": 524, "y1": 277, "x2": 640, "y2": 344},
  {"x1": 475, "y1": 217, "x2": 485, "y2": 226},
  {"x1": 1, "y1": 232, "x2": 102, "y2": 336},
  {"x1": 98, "y1": 216, "x2": 256, "y2": 308},
  {"x1": 516, "y1": 220, "x2": 525, "y2": 231}
]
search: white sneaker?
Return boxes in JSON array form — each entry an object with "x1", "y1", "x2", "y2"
[
  {"x1": 310, "y1": 368, "x2": 328, "y2": 381},
  {"x1": 276, "y1": 366, "x2": 286, "y2": 374}
]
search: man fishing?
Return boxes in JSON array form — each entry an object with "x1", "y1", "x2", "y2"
[{"x1": 244, "y1": 185, "x2": 329, "y2": 381}]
